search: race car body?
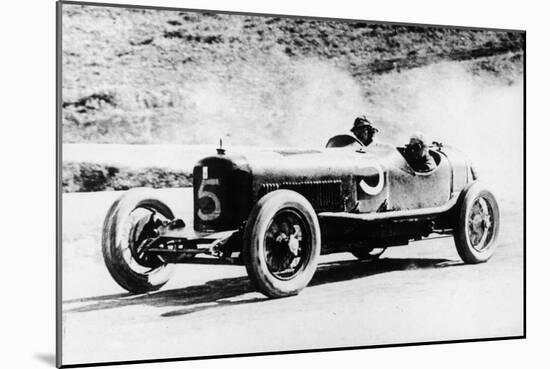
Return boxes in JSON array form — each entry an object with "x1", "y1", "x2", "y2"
[{"x1": 102, "y1": 135, "x2": 499, "y2": 298}]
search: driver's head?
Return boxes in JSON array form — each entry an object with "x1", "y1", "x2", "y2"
[
  {"x1": 351, "y1": 116, "x2": 378, "y2": 146},
  {"x1": 406, "y1": 132, "x2": 429, "y2": 156}
]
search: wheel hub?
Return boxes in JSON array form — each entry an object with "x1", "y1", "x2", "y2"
[
  {"x1": 128, "y1": 208, "x2": 168, "y2": 268},
  {"x1": 467, "y1": 197, "x2": 494, "y2": 251},
  {"x1": 264, "y1": 209, "x2": 309, "y2": 280}
]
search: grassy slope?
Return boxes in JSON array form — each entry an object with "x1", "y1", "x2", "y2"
[{"x1": 62, "y1": 5, "x2": 524, "y2": 144}]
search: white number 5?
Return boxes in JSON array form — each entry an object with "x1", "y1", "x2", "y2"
[{"x1": 197, "y1": 178, "x2": 221, "y2": 221}]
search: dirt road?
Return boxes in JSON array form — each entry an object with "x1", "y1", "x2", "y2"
[{"x1": 61, "y1": 189, "x2": 523, "y2": 366}]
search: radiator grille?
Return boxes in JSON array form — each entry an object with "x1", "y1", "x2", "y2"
[{"x1": 259, "y1": 179, "x2": 343, "y2": 212}]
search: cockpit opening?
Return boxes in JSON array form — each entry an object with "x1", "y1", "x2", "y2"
[
  {"x1": 397, "y1": 147, "x2": 441, "y2": 173},
  {"x1": 325, "y1": 134, "x2": 363, "y2": 149}
]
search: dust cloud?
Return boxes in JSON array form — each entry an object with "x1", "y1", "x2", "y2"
[{"x1": 180, "y1": 58, "x2": 367, "y2": 148}]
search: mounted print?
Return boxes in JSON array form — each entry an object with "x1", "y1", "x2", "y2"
[{"x1": 57, "y1": 1, "x2": 525, "y2": 367}]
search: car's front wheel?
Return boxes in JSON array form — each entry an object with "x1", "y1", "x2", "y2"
[
  {"x1": 102, "y1": 188, "x2": 175, "y2": 293},
  {"x1": 243, "y1": 190, "x2": 321, "y2": 298},
  {"x1": 454, "y1": 183, "x2": 500, "y2": 264}
]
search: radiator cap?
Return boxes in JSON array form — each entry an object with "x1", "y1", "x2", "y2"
[{"x1": 217, "y1": 138, "x2": 226, "y2": 155}]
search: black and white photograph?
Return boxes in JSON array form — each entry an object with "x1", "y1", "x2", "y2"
[{"x1": 57, "y1": 1, "x2": 525, "y2": 367}]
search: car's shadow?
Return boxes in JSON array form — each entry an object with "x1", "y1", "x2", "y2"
[{"x1": 63, "y1": 257, "x2": 463, "y2": 317}]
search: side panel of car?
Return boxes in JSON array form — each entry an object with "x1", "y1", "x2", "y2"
[
  {"x1": 350, "y1": 145, "x2": 401, "y2": 214},
  {"x1": 386, "y1": 151, "x2": 453, "y2": 210},
  {"x1": 437, "y1": 146, "x2": 471, "y2": 196},
  {"x1": 248, "y1": 150, "x2": 358, "y2": 212}
]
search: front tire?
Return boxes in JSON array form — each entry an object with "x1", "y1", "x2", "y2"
[
  {"x1": 243, "y1": 190, "x2": 321, "y2": 298},
  {"x1": 102, "y1": 188, "x2": 175, "y2": 293},
  {"x1": 454, "y1": 183, "x2": 500, "y2": 264}
]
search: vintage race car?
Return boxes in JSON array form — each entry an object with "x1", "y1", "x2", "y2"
[{"x1": 102, "y1": 134, "x2": 500, "y2": 298}]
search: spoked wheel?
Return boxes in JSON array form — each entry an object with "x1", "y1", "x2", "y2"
[
  {"x1": 102, "y1": 189, "x2": 175, "y2": 293},
  {"x1": 454, "y1": 183, "x2": 500, "y2": 264},
  {"x1": 466, "y1": 197, "x2": 495, "y2": 251},
  {"x1": 351, "y1": 247, "x2": 387, "y2": 262},
  {"x1": 243, "y1": 190, "x2": 321, "y2": 298}
]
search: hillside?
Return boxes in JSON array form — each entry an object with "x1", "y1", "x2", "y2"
[{"x1": 62, "y1": 4, "x2": 524, "y2": 145}]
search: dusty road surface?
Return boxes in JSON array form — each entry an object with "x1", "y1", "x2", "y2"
[{"x1": 61, "y1": 188, "x2": 523, "y2": 366}]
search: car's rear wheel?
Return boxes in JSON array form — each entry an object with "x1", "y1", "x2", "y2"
[
  {"x1": 351, "y1": 247, "x2": 387, "y2": 261},
  {"x1": 102, "y1": 188, "x2": 175, "y2": 293},
  {"x1": 454, "y1": 183, "x2": 500, "y2": 264},
  {"x1": 243, "y1": 190, "x2": 321, "y2": 298}
]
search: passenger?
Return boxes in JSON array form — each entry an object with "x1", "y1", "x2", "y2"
[
  {"x1": 351, "y1": 115, "x2": 378, "y2": 147},
  {"x1": 404, "y1": 132, "x2": 437, "y2": 172}
]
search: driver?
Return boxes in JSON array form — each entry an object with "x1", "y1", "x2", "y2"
[
  {"x1": 351, "y1": 115, "x2": 378, "y2": 147},
  {"x1": 404, "y1": 132, "x2": 436, "y2": 172}
]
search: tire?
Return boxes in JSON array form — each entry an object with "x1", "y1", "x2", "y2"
[
  {"x1": 243, "y1": 190, "x2": 321, "y2": 298},
  {"x1": 454, "y1": 183, "x2": 500, "y2": 264},
  {"x1": 351, "y1": 247, "x2": 387, "y2": 261},
  {"x1": 102, "y1": 188, "x2": 175, "y2": 293}
]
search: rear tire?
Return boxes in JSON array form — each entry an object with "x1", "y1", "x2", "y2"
[
  {"x1": 454, "y1": 183, "x2": 500, "y2": 264},
  {"x1": 102, "y1": 188, "x2": 175, "y2": 293},
  {"x1": 243, "y1": 190, "x2": 321, "y2": 298}
]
